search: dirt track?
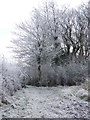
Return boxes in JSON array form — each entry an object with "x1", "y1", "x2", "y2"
[{"x1": 1, "y1": 85, "x2": 89, "y2": 119}]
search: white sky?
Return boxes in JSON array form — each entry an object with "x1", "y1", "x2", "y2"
[{"x1": 0, "y1": 0, "x2": 88, "y2": 60}]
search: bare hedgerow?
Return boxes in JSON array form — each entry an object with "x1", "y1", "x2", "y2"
[
  {"x1": 29, "y1": 61, "x2": 88, "y2": 86},
  {"x1": 65, "y1": 61, "x2": 88, "y2": 86}
]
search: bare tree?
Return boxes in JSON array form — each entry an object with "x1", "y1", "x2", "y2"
[{"x1": 11, "y1": 0, "x2": 89, "y2": 86}]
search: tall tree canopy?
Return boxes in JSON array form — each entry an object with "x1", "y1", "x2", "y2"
[{"x1": 11, "y1": 0, "x2": 89, "y2": 85}]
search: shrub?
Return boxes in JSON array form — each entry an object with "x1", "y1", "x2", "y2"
[
  {"x1": 65, "y1": 61, "x2": 87, "y2": 86},
  {"x1": 26, "y1": 61, "x2": 87, "y2": 87},
  {"x1": 2, "y1": 62, "x2": 22, "y2": 104}
]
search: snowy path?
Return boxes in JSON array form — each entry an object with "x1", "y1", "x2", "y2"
[{"x1": 1, "y1": 85, "x2": 89, "y2": 118}]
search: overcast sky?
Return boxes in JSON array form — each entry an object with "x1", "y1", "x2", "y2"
[{"x1": 0, "y1": 0, "x2": 88, "y2": 60}]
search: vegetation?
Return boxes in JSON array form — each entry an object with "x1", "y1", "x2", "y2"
[{"x1": 10, "y1": 0, "x2": 89, "y2": 87}]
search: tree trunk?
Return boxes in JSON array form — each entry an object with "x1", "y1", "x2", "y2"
[
  {"x1": 38, "y1": 64, "x2": 41, "y2": 82},
  {"x1": 37, "y1": 55, "x2": 41, "y2": 85}
]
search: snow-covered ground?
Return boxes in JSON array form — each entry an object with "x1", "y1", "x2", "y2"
[{"x1": 1, "y1": 85, "x2": 89, "y2": 119}]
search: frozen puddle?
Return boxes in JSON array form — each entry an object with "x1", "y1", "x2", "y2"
[{"x1": 1, "y1": 85, "x2": 89, "y2": 118}]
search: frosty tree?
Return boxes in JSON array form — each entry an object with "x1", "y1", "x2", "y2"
[
  {"x1": 11, "y1": 1, "x2": 61, "y2": 85},
  {"x1": 11, "y1": 0, "x2": 89, "y2": 86}
]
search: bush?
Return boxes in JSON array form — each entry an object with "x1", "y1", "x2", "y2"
[
  {"x1": 65, "y1": 61, "x2": 87, "y2": 86},
  {"x1": 2, "y1": 62, "x2": 22, "y2": 103},
  {"x1": 26, "y1": 61, "x2": 87, "y2": 87}
]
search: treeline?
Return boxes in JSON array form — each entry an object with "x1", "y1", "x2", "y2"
[{"x1": 11, "y1": 1, "x2": 89, "y2": 86}]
